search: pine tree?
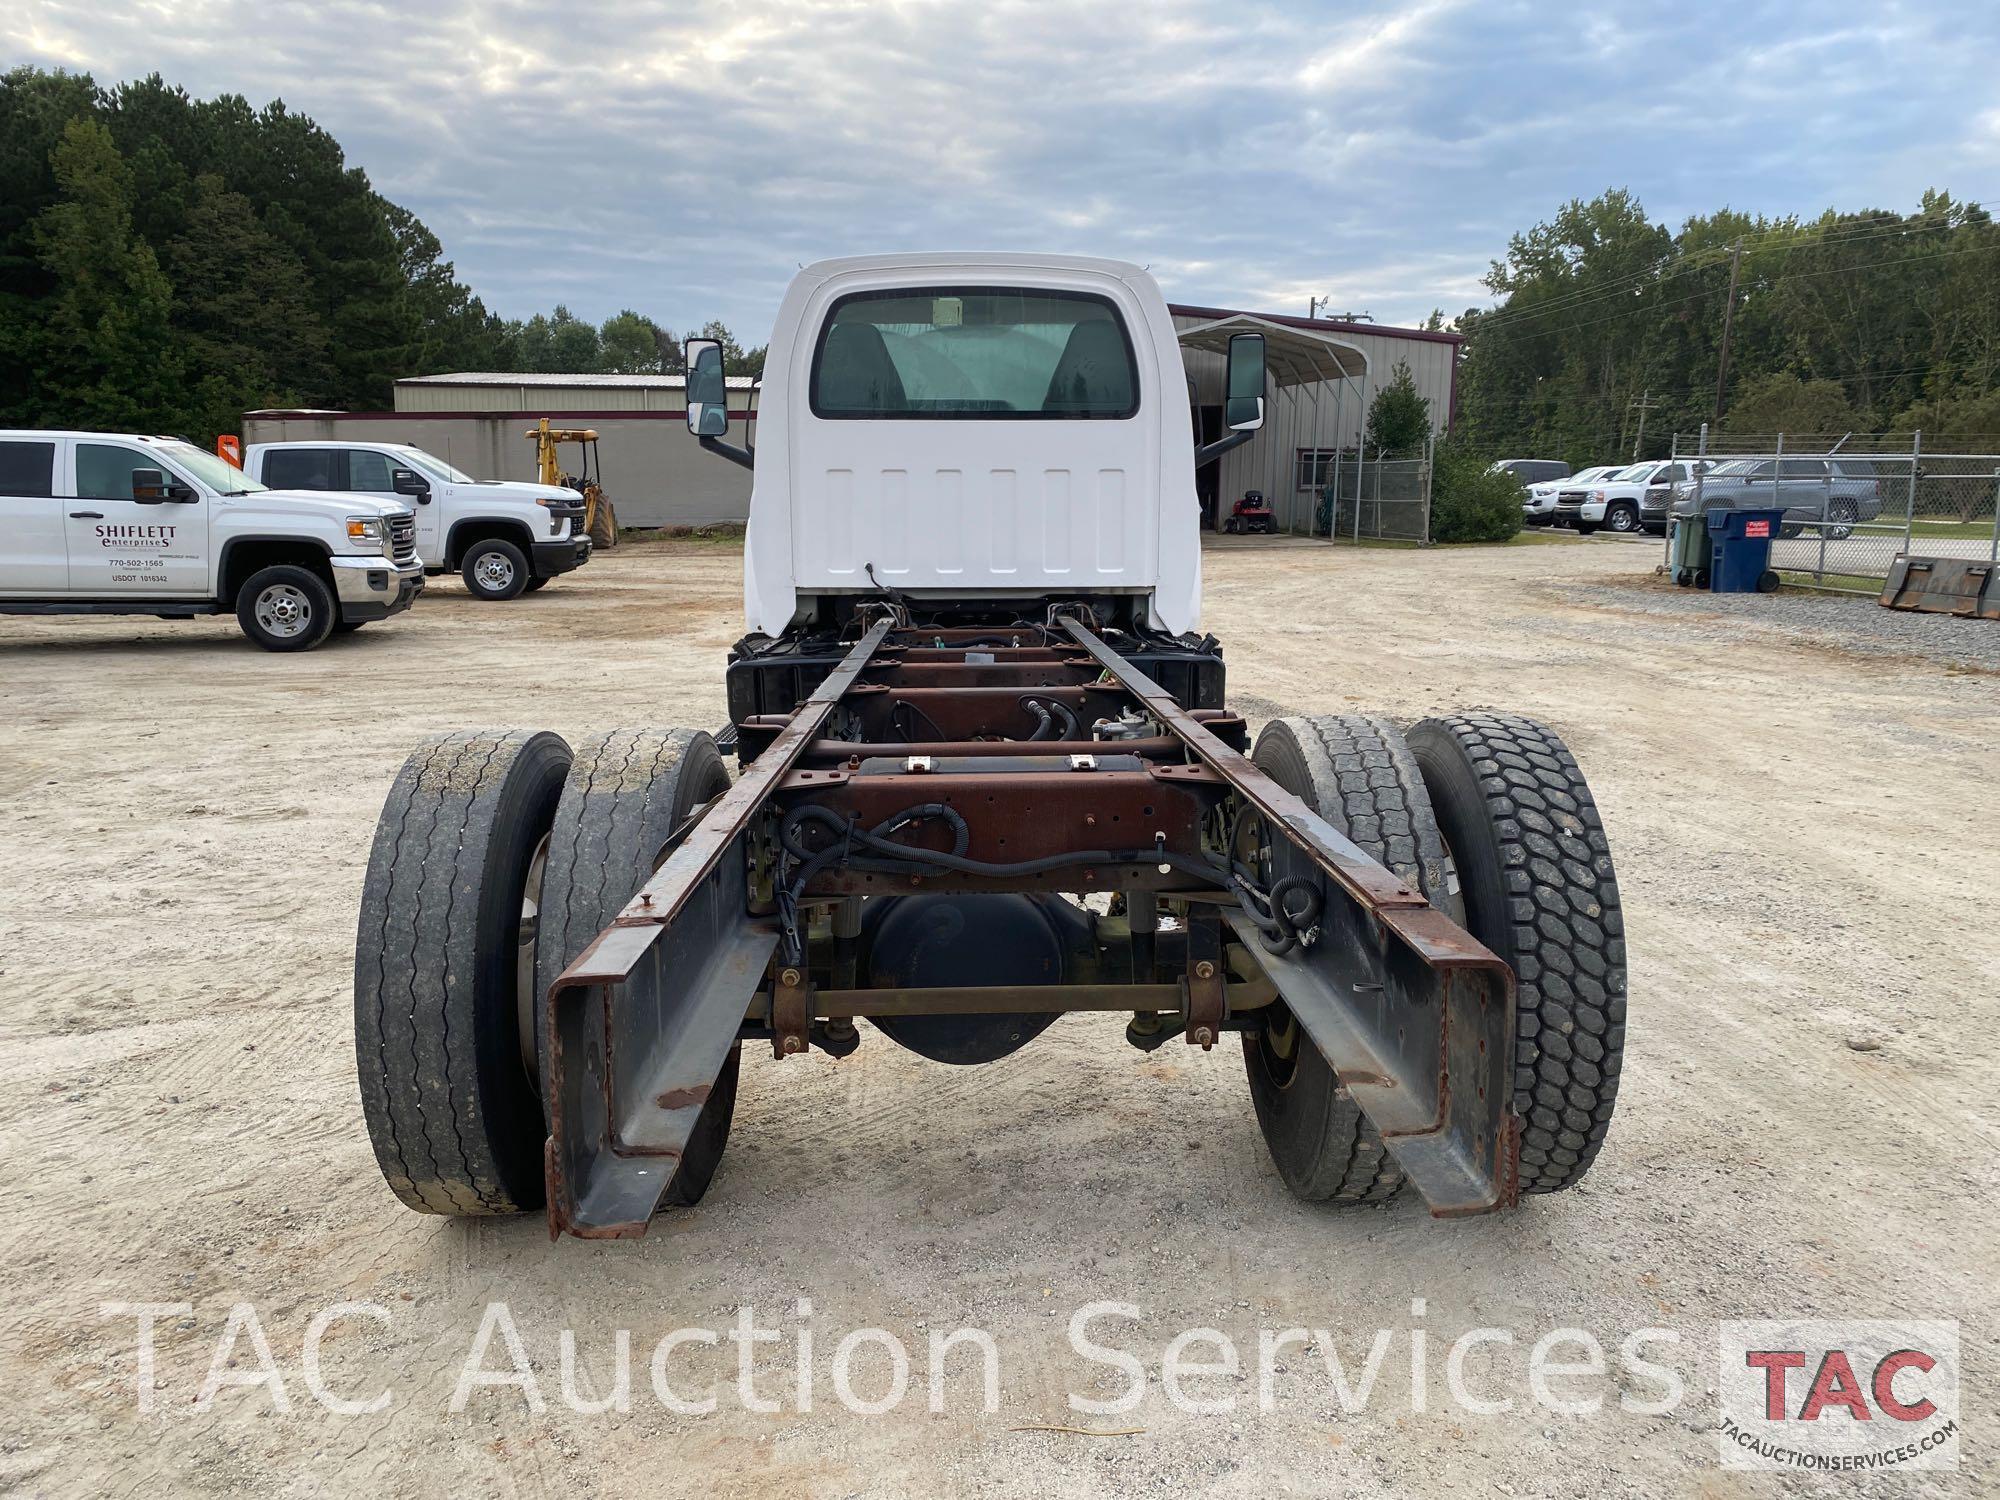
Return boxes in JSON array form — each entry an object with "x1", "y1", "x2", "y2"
[{"x1": 28, "y1": 117, "x2": 180, "y2": 429}]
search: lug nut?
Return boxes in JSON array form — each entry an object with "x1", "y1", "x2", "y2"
[
  {"x1": 1192, "y1": 1027, "x2": 1215, "y2": 1048},
  {"x1": 781, "y1": 1034, "x2": 805, "y2": 1054},
  {"x1": 1194, "y1": 960, "x2": 1216, "y2": 980},
  {"x1": 779, "y1": 967, "x2": 802, "y2": 987}
]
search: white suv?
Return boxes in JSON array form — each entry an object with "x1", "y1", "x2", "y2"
[{"x1": 0, "y1": 430, "x2": 422, "y2": 650}]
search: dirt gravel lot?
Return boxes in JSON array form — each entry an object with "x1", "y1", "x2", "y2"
[{"x1": 2, "y1": 536, "x2": 1993, "y2": 1498}]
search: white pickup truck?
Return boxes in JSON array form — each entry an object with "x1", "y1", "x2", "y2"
[
  {"x1": 1555, "y1": 458, "x2": 1696, "y2": 535},
  {"x1": 243, "y1": 441, "x2": 593, "y2": 600},
  {"x1": 0, "y1": 429, "x2": 422, "y2": 650}
]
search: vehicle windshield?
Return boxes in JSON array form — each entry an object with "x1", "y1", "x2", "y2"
[
  {"x1": 160, "y1": 440, "x2": 266, "y2": 494},
  {"x1": 397, "y1": 447, "x2": 473, "y2": 483},
  {"x1": 1611, "y1": 463, "x2": 1654, "y2": 481},
  {"x1": 811, "y1": 287, "x2": 1139, "y2": 419}
]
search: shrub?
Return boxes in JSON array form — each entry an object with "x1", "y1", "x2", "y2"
[{"x1": 1428, "y1": 445, "x2": 1524, "y2": 543}]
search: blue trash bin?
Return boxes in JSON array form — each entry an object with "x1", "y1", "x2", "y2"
[{"x1": 1706, "y1": 507, "x2": 1784, "y2": 594}]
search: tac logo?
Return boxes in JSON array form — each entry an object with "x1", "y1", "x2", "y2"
[{"x1": 1719, "y1": 1320, "x2": 1959, "y2": 1472}]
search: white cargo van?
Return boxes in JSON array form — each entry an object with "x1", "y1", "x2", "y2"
[
  {"x1": 243, "y1": 441, "x2": 593, "y2": 600},
  {"x1": 0, "y1": 430, "x2": 421, "y2": 650}
]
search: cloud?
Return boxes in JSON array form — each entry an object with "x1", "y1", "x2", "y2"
[{"x1": 4, "y1": 0, "x2": 1992, "y2": 341}]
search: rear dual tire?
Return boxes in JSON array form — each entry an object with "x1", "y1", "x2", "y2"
[
  {"x1": 1244, "y1": 713, "x2": 1627, "y2": 1203},
  {"x1": 353, "y1": 726, "x2": 738, "y2": 1218}
]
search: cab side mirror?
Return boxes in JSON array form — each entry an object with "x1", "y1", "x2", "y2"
[
  {"x1": 1224, "y1": 332, "x2": 1267, "y2": 432},
  {"x1": 685, "y1": 339, "x2": 729, "y2": 438},
  {"x1": 391, "y1": 468, "x2": 431, "y2": 502},
  {"x1": 131, "y1": 467, "x2": 169, "y2": 503}
]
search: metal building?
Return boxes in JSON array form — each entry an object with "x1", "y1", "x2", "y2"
[
  {"x1": 1170, "y1": 304, "x2": 1461, "y2": 533},
  {"x1": 242, "y1": 308, "x2": 1457, "y2": 532}
]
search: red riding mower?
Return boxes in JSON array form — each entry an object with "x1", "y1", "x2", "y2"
[{"x1": 1221, "y1": 490, "x2": 1277, "y2": 534}]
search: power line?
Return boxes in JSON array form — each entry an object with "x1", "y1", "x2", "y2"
[
  {"x1": 1468, "y1": 214, "x2": 1937, "y2": 328},
  {"x1": 1463, "y1": 216, "x2": 1978, "y2": 336}
]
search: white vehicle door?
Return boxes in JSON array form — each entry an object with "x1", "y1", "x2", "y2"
[
  {"x1": 0, "y1": 435, "x2": 68, "y2": 595},
  {"x1": 348, "y1": 449, "x2": 438, "y2": 560},
  {"x1": 64, "y1": 440, "x2": 210, "y2": 597}
]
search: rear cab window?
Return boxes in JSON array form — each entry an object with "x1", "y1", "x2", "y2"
[
  {"x1": 0, "y1": 439, "x2": 55, "y2": 497},
  {"x1": 810, "y1": 287, "x2": 1139, "y2": 419}
]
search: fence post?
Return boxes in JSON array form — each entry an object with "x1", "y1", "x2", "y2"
[
  {"x1": 1666, "y1": 432, "x2": 1680, "y2": 568},
  {"x1": 1990, "y1": 461, "x2": 1999, "y2": 564},
  {"x1": 1905, "y1": 429, "x2": 1921, "y2": 557},
  {"x1": 1353, "y1": 437, "x2": 1365, "y2": 542},
  {"x1": 1423, "y1": 430, "x2": 1435, "y2": 545}
]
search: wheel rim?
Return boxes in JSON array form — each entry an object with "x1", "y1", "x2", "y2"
[
  {"x1": 516, "y1": 831, "x2": 551, "y2": 1083},
  {"x1": 477, "y1": 552, "x2": 516, "y2": 591},
  {"x1": 1609, "y1": 508, "x2": 1636, "y2": 531},
  {"x1": 254, "y1": 583, "x2": 313, "y2": 639},
  {"x1": 1829, "y1": 502, "x2": 1855, "y2": 538}
]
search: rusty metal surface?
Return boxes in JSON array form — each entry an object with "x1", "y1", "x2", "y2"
[
  {"x1": 1880, "y1": 555, "x2": 2000, "y2": 618},
  {"x1": 1058, "y1": 620, "x2": 1520, "y2": 1215},
  {"x1": 1184, "y1": 912, "x2": 1224, "y2": 1049},
  {"x1": 816, "y1": 982, "x2": 1192, "y2": 1016},
  {"x1": 544, "y1": 621, "x2": 891, "y2": 1238},
  {"x1": 771, "y1": 964, "x2": 810, "y2": 1058}
]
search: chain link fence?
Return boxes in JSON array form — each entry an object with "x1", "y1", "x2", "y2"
[
  {"x1": 1315, "y1": 447, "x2": 1433, "y2": 542},
  {"x1": 1667, "y1": 431, "x2": 2000, "y2": 593}
]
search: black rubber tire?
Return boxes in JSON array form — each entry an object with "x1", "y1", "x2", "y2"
[
  {"x1": 461, "y1": 538, "x2": 530, "y2": 601},
  {"x1": 1779, "y1": 523, "x2": 1804, "y2": 540},
  {"x1": 1674, "y1": 568, "x2": 1692, "y2": 587},
  {"x1": 1693, "y1": 568, "x2": 1710, "y2": 588},
  {"x1": 1242, "y1": 715, "x2": 1454, "y2": 1205},
  {"x1": 1405, "y1": 714, "x2": 1626, "y2": 1194},
  {"x1": 354, "y1": 729, "x2": 572, "y2": 1214},
  {"x1": 534, "y1": 729, "x2": 738, "y2": 1208},
  {"x1": 1757, "y1": 569, "x2": 1781, "y2": 594},
  {"x1": 235, "y1": 564, "x2": 337, "y2": 652},
  {"x1": 1605, "y1": 504, "x2": 1639, "y2": 534}
]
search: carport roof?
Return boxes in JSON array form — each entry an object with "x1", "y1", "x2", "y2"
[{"x1": 1174, "y1": 314, "x2": 1369, "y2": 386}]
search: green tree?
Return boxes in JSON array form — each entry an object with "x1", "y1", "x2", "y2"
[
  {"x1": 1722, "y1": 373, "x2": 1862, "y2": 439},
  {"x1": 162, "y1": 174, "x2": 332, "y2": 434},
  {"x1": 27, "y1": 117, "x2": 180, "y2": 429},
  {"x1": 1364, "y1": 360, "x2": 1431, "y2": 455},
  {"x1": 599, "y1": 309, "x2": 664, "y2": 373},
  {"x1": 1427, "y1": 443, "x2": 1523, "y2": 543}
]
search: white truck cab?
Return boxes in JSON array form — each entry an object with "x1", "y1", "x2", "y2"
[
  {"x1": 242, "y1": 441, "x2": 593, "y2": 600},
  {"x1": 0, "y1": 430, "x2": 422, "y2": 650},
  {"x1": 690, "y1": 254, "x2": 1255, "y2": 637}
]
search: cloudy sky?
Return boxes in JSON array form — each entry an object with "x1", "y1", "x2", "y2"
[{"x1": 8, "y1": 0, "x2": 1997, "y2": 337}]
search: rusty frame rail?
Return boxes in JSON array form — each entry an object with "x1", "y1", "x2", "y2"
[
  {"x1": 1060, "y1": 618, "x2": 1520, "y2": 1215},
  {"x1": 543, "y1": 620, "x2": 892, "y2": 1238},
  {"x1": 541, "y1": 613, "x2": 1518, "y2": 1239}
]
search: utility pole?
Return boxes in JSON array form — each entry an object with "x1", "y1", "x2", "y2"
[
  {"x1": 1628, "y1": 390, "x2": 1658, "y2": 461},
  {"x1": 1309, "y1": 295, "x2": 1327, "y2": 320},
  {"x1": 1713, "y1": 237, "x2": 1744, "y2": 423}
]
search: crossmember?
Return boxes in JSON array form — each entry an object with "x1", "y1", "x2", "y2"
[{"x1": 544, "y1": 616, "x2": 1520, "y2": 1238}]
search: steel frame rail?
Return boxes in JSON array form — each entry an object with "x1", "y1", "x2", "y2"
[{"x1": 542, "y1": 615, "x2": 1519, "y2": 1239}]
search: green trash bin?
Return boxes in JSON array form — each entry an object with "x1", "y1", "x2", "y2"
[{"x1": 1669, "y1": 508, "x2": 1715, "y2": 587}]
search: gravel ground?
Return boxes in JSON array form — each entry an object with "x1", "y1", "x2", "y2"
[
  {"x1": 1563, "y1": 568, "x2": 2000, "y2": 674},
  {"x1": 1, "y1": 536, "x2": 1992, "y2": 1498}
]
